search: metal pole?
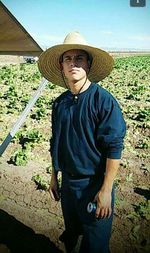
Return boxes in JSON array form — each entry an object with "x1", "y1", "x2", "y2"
[{"x1": 0, "y1": 78, "x2": 48, "y2": 156}]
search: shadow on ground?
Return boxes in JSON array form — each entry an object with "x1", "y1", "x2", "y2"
[
  {"x1": 134, "y1": 187, "x2": 150, "y2": 200},
  {"x1": 0, "y1": 209, "x2": 63, "y2": 253}
]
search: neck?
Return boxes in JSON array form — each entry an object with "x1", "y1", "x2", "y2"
[{"x1": 68, "y1": 78, "x2": 91, "y2": 95}]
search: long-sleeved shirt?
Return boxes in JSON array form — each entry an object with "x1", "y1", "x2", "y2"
[{"x1": 50, "y1": 83, "x2": 126, "y2": 177}]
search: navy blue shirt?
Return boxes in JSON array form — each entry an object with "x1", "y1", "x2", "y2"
[{"x1": 50, "y1": 83, "x2": 126, "y2": 177}]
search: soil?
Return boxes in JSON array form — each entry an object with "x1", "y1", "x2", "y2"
[
  {"x1": 0, "y1": 56, "x2": 149, "y2": 252},
  {"x1": 0, "y1": 152, "x2": 149, "y2": 253},
  {"x1": 0, "y1": 56, "x2": 24, "y2": 66}
]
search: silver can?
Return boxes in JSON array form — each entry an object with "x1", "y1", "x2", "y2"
[{"x1": 87, "y1": 202, "x2": 97, "y2": 213}]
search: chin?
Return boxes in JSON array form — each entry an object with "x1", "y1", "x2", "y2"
[{"x1": 72, "y1": 79, "x2": 81, "y2": 84}]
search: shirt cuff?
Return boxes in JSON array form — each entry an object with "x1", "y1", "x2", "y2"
[{"x1": 107, "y1": 150, "x2": 122, "y2": 159}]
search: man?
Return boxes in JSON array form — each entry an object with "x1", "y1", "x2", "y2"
[{"x1": 38, "y1": 31, "x2": 126, "y2": 253}]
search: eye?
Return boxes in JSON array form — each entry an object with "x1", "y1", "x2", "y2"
[
  {"x1": 76, "y1": 56, "x2": 84, "y2": 61},
  {"x1": 63, "y1": 57, "x2": 71, "y2": 62}
]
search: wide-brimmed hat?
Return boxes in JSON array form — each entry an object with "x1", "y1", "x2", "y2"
[{"x1": 38, "y1": 31, "x2": 114, "y2": 87}]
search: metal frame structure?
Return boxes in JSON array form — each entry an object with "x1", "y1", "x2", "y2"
[{"x1": 0, "y1": 1, "x2": 48, "y2": 156}]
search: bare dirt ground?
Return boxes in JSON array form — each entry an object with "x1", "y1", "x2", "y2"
[
  {"x1": 0, "y1": 158, "x2": 64, "y2": 253},
  {"x1": 0, "y1": 56, "x2": 24, "y2": 66},
  {"x1": 0, "y1": 153, "x2": 149, "y2": 253}
]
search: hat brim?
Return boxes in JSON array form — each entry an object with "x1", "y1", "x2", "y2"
[{"x1": 38, "y1": 44, "x2": 114, "y2": 87}]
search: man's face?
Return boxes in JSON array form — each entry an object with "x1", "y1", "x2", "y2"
[{"x1": 60, "y1": 49, "x2": 90, "y2": 82}]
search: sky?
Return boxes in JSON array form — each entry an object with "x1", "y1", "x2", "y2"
[{"x1": 2, "y1": 0, "x2": 150, "y2": 51}]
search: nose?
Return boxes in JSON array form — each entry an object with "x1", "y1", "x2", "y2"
[{"x1": 70, "y1": 58, "x2": 77, "y2": 67}]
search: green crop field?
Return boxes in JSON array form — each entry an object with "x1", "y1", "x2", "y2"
[
  {"x1": 0, "y1": 56, "x2": 149, "y2": 165},
  {"x1": 0, "y1": 56, "x2": 150, "y2": 252}
]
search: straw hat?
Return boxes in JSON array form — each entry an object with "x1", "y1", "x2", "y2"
[{"x1": 38, "y1": 31, "x2": 114, "y2": 87}]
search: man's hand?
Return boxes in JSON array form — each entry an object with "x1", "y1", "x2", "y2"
[
  {"x1": 93, "y1": 158, "x2": 120, "y2": 219},
  {"x1": 93, "y1": 189, "x2": 112, "y2": 219},
  {"x1": 49, "y1": 171, "x2": 60, "y2": 201}
]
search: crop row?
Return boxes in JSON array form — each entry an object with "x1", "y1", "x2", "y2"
[{"x1": 0, "y1": 56, "x2": 149, "y2": 166}]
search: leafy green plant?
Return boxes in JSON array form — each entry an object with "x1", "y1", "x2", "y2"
[
  {"x1": 46, "y1": 165, "x2": 51, "y2": 174},
  {"x1": 31, "y1": 108, "x2": 47, "y2": 120},
  {"x1": 127, "y1": 201, "x2": 150, "y2": 221},
  {"x1": 126, "y1": 173, "x2": 133, "y2": 182},
  {"x1": 136, "y1": 139, "x2": 149, "y2": 149},
  {"x1": 9, "y1": 148, "x2": 30, "y2": 166},
  {"x1": 135, "y1": 108, "x2": 150, "y2": 122},
  {"x1": 32, "y1": 174, "x2": 49, "y2": 190},
  {"x1": 14, "y1": 129, "x2": 43, "y2": 148},
  {"x1": 47, "y1": 82, "x2": 56, "y2": 89},
  {"x1": 114, "y1": 177, "x2": 121, "y2": 188},
  {"x1": 134, "y1": 201, "x2": 150, "y2": 220},
  {"x1": 5, "y1": 86, "x2": 18, "y2": 98},
  {"x1": 25, "y1": 129, "x2": 43, "y2": 143}
]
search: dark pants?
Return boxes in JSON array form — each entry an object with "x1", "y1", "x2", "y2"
[{"x1": 61, "y1": 173, "x2": 115, "y2": 253}]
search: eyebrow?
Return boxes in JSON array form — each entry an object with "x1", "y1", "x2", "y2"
[
  {"x1": 63, "y1": 54, "x2": 87, "y2": 58},
  {"x1": 59, "y1": 50, "x2": 92, "y2": 64}
]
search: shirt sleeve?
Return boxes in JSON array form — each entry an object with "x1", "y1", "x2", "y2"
[{"x1": 96, "y1": 93, "x2": 126, "y2": 159}]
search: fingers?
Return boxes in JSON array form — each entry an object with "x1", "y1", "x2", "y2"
[
  {"x1": 95, "y1": 205, "x2": 101, "y2": 219},
  {"x1": 107, "y1": 207, "x2": 112, "y2": 218},
  {"x1": 50, "y1": 188, "x2": 60, "y2": 201},
  {"x1": 94, "y1": 190, "x2": 112, "y2": 219},
  {"x1": 95, "y1": 206, "x2": 112, "y2": 219}
]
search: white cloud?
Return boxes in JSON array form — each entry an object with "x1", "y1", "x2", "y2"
[{"x1": 129, "y1": 35, "x2": 150, "y2": 41}]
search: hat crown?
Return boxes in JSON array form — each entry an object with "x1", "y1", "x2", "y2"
[{"x1": 63, "y1": 31, "x2": 88, "y2": 45}]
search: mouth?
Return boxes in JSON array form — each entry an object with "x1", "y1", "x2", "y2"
[{"x1": 69, "y1": 69, "x2": 79, "y2": 73}]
